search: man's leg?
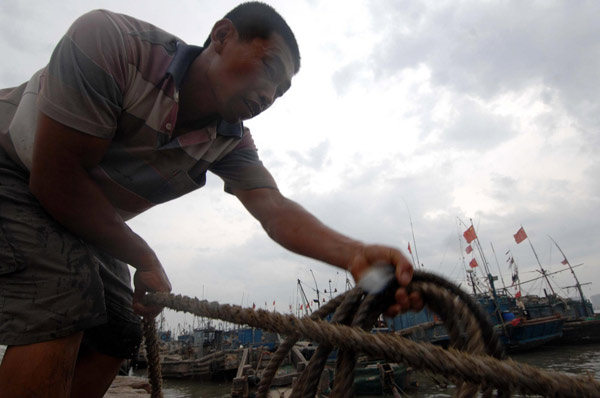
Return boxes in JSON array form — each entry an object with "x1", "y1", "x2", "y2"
[
  {"x1": 70, "y1": 344, "x2": 124, "y2": 398},
  {"x1": 0, "y1": 332, "x2": 83, "y2": 398}
]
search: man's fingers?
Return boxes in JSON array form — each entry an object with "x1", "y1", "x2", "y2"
[
  {"x1": 409, "y1": 291, "x2": 424, "y2": 311},
  {"x1": 394, "y1": 288, "x2": 410, "y2": 311},
  {"x1": 133, "y1": 295, "x2": 163, "y2": 318},
  {"x1": 384, "y1": 304, "x2": 402, "y2": 318},
  {"x1": 395, "y1": 261, "x2": 413, "y2": 286}
]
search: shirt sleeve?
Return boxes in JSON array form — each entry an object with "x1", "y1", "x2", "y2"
[
  {"x1": 37, "y1": 10, "x2": 128, "y2": 139},
  {"x1": 209, "y1": 127, "x2": 278, "y2": 194}
]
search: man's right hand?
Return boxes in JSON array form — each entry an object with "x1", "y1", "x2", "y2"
[{"x1": 132, "y1": 263, "x2": 172, "y2": 318}]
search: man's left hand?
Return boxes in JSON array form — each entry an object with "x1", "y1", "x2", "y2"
[{"x1": 348, "y1": 244, "x2": 423, "y2": 316}]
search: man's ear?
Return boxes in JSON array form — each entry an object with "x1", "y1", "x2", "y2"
[{"x1": 210, "y1": 19, "x2": 238, "y2": 54}]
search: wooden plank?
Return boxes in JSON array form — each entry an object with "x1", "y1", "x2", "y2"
[{"x1": 236, "y1": 348, "x2": 249, "y2": 379}]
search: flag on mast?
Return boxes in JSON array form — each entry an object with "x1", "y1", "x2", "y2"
[
  {"x1": 465, "y1": 245, "x2": 473, "y2": 254},
  {"x1": 469, "y1": 258, "x2": 478, "y2": 268},
  {"x1": 407, "y1": 242, "x2": 412, "y2": 255},
  {"x1": 513, "y1": 227, "x2": 527, "y2": 244},
  {"x1": 463, "y1": 225, "x2": 477, "y2": 243}
]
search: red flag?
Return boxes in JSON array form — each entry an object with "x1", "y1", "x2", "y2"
[
  {"x1": 407, "y1": 242, "x2": 412, "y2": 255},
  {"x1": 561, "y1": 258, "x2": 568, "y2": 265},
  {"x1": 513, "y1": 227, "x2": 527, "y2": 244},
  {"x1": 300, "y1": 304, "x2": 303, "y2": 310},
  {"x1": 465, "y1": 245, "x2": 473, "y2": 254},
  {"x1": 463, "y1": 226, "x2": 477, "y2": 244},
  {"x1": 515, "y1": 291, "x2": 522, "y2": 299},
  {"x1": 273, "y1": 300, "x2": 276, "y2": 306},
  {"x1": 469, "y1": 258, "x2": 478, "y2": 268},
  {"x1": 510, "y1": 317, "x2": 522, "y2": 326}
]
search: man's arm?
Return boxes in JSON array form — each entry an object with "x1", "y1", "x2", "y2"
[
  {"x1": 29, "y1": 112, "x2": 171, "y2": 317},
  {"x1": 233, "y1": 187, "x2": 422, "y2": 314}
]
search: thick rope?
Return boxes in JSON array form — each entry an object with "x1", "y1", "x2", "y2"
[
  {"x1": 142, "y1": 270, "x2": 600, "y2": 397},
  {"x1": 142, "y1": 317, "x2": 164, "y2": 398}
]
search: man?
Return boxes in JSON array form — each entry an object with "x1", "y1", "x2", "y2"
[{"x1": 0, "y1": 3, "x2": 421, "y2": 397}]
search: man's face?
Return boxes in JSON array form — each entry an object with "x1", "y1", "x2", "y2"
[{"x1": 208, "y1": 28, "x2": 295, "y2": 124}]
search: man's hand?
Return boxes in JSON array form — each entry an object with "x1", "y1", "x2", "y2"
[
  {"x1": 132, "y1": 263, "x2": 172, "y2": 318},
  {"x1": 348, "y1": 244, "x2": 423, "y2": 316}
]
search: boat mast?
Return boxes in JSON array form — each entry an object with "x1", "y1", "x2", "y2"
[
  {"x1": 297, "y1": 279, "x2": 312, "y2": 316},
  {"x1": 548, "y1": 235, "x2": 591, "y2": 316},
  {"x1": 521, "y1": 226, "x2": 556, "y2": 296},
  {"x1": 310, "y1": 269, "x2": 321, "y2": 308},
  {"x1": 403, "y1": 198, "x2": 422, "y2": 267},
  {"x1": 457, "y1": 218, "x2": 478, "y2": 294},
  {"x1": 490, "y1": 242, "x2": 508, "y2": 292}
]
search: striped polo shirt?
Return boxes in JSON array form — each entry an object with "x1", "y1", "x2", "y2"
[{"x1": 0, "y1": 9, "x2": 277, "y2": 220}]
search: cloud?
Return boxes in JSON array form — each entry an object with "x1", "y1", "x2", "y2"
[
  {"x1": 2, "y1": 0, "x2": 600, "y2": 329},
  {"x1": 367, "y1": 1, "x2": 600, "y2": 135},
  {"x1": 438, "y1": 96, "x2": 516, "y2": 151},
  {"x1": 286, "y1": 140, "x2": 331, "y2": 170}
]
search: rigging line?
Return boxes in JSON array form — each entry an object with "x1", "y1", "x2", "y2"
[{"x1": 402, "y1": 197, "x2": 422, "y2": 267}]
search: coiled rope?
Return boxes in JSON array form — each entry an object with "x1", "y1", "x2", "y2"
[{"x1": 142, "y1": 270, "x2": 600, "y2": 397}]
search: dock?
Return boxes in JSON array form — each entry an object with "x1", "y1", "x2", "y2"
[{"x1": 105, "y1": 376, "x2": 151, "y2": 397}]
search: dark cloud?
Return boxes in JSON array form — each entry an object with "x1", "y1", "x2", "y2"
[
  {"x1": 438, "y1": 96, "x2": 516, "y2": 150},
  {"x1": 365, "y1": 1, "x2": 600, "y2": 138}
]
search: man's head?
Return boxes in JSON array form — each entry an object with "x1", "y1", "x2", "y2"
[
  {"x1": 204, "y1": 2, "x2": 300, "y2": 74},
  {"x1": 198, "y1": 2, "x2": 301, "y2": 124}
]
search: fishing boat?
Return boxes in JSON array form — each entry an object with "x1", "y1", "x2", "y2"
[
  {"x1": 511, "y1": 232, "x2": 600, "y2": 345},
  {"x1": 385, "y1": 308, "x2": 449, "y2": 347}
]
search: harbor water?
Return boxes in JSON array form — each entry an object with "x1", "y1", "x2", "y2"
[
  {"x1": 1, "y1": 344, "x2": 598, "y2": 396},
  {"x1": 131, "y1": 343, "x2": 600, "y2": 398}
]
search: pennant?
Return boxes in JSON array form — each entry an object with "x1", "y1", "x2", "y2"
[
  {"x1": 463, "y1": 225, "x2": 477, "y2": 244},
  {"x1": 513, "y1": 227, "x2": 527, "y2": 244},
  {"x1": 465, "y1": 245, "x2": 473, "y2": 254},
  {"x1": 407, "y1": 242, "x2": 412, "y2": 255},
  {"x1": 300, "y1": 304, "x2": 303, "y2": 310},
  {"x1": 561, "y1": 258, "x2": 568, "y2": 265},
  {"x1": 273, "y1": 300, "x2": 276, "y2": 306},
  {"x1": 469, "y1": 258, "x2": 478, "y2": 268},
  {"x1": 515, "y1": 291, "x2": 522, "y2": 299},
  {"x1": 512, "y1": 273, "x2": 518, "y2": 285}
]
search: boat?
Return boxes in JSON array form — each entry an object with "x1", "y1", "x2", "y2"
[
  {"x1": 472, "y1": 292, "x2": 564, "y2": 352},
  {"x1": 385, "y1": 308, "x2": 449, "y2": 347},
  {"x1": 513, "y1": 234, "x2": 600, "y2": 345},
  {"x1": 459, "y1": 222, "x2": 565, "y2": 352}
]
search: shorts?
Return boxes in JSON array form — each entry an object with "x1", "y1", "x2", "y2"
[{"x1": 0, "y1": 149, "x2": 142, "y2": 359}]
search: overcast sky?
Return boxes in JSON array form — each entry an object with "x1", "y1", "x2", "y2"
[{"x1": 2, "y1": 0, "x2": 599, "y2": 331}]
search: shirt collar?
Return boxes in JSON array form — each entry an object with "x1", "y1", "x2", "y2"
[
  {"x1": 216, "y1": 119, "x2": 244, "y2": 138},
  {"x1": 166, "y1": 42, "x2": 244, "y2": 139},
  {"x1": 166, "y1": 42, "x2": 203, "y2": 90}
]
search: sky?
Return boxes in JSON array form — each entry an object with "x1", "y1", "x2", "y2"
[{"x1": 1, "y1": 0, "x2": 599, "y2": 332}]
